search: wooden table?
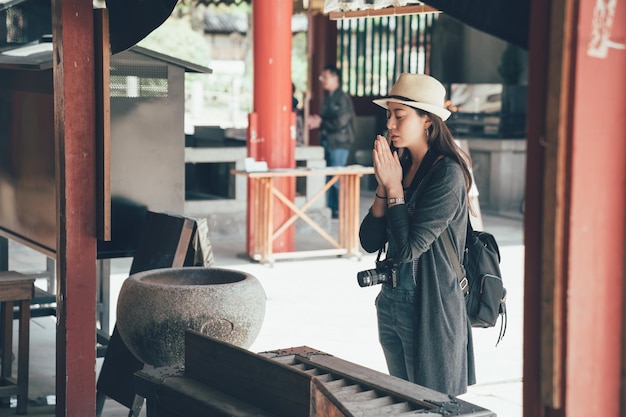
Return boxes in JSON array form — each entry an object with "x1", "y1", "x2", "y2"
[
  {"x1": 232, "y1": 166, "x2": 374, "y2": 264},
  {"x1": 0, "y1": 271, "x2": 34, "y2": 415}
]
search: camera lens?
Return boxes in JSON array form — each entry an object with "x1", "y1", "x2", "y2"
[{"x1": 357, "y1": 269, "x2": 376, "y2": 287}]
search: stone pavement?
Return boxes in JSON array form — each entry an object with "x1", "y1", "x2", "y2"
[{"x1": 2, "y1": 192, "x2": 524, "y2": 417}]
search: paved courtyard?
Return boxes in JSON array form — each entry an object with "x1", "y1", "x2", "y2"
[{"x1": 3, "y1": 192, "x2": 524, "y2": 417}]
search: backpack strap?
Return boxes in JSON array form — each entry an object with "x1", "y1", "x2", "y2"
[{"x1": 441, "y1": 227, "x2": 469, "y2": 297}]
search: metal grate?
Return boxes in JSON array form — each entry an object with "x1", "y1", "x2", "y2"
[
  {"x1": 110, "y1": 75, "x2": 168, "y2": 98},
  {"x1": 337, "y1": 13, "x2": 436, "y2": 97}
]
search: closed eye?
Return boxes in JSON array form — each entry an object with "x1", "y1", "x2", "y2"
[{"x1": 386, "y1": 110, "x2": 406, "y2": 120}]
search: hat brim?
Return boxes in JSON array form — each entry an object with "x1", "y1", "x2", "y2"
[{"x1": 373, "y1": 97, "x2": 451, "y2": 122}]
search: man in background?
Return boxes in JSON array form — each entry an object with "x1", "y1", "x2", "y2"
[{"x1": 307, "y1": 64, "x2": 355, "y2": 218}]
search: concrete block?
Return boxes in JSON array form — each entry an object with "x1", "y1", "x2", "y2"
[{"x1": 466, "y1": 139, "x2": 526, "y2": 214}]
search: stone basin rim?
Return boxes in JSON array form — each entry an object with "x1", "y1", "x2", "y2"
[{"x1": 127, "y1": 267, "x2": 252, "y2": 287}]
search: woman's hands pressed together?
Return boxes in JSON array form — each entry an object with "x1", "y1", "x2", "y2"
[
  {"x1": 373, "y1": 135, "x2": 403, "y2": 198},
  {"x1": 370, "y1": 135, "x2": 404, "y2": 216}
]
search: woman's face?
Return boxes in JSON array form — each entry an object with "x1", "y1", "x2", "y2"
[{"x1": 385, "y1": 102, "x2": 431, "y2": 149}]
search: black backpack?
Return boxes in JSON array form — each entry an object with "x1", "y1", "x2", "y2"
[{"x1": 442, "y1": 220, "x2": 507, "y2": 346}]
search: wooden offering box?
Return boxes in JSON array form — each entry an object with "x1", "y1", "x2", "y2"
[{"x1": 135, "y1": 330, "x2": 495, "y2": 417}]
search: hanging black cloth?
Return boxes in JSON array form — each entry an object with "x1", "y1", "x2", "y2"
[
  {"x1": 106, "y1": 0, "x2": 178, "y2": 54},
  {"x1": 424, "y1": 0, "x2": 529, "y2": 49}
]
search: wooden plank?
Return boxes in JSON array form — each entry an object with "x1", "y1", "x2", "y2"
[
  {"x1": 16, "y1": 299, "x2": 30, "y2": 414},
  {"x1": 539, "y1": 0, "x2": 575, "y2": 409},
  {"x1": 0, "y1": 237, "x2": 7, "y2": 271},
  {"x1": 0, "y1": 272, "x2": 35, "y2": 301},
  {"x1": 327, "y1": 5, "x2": 439, "y2": 20},
  {"x1": 242, "y1": 171, "x2": 368, "y2": 264},
  {"x1": 96, "y1": 211, "x2": 197, "y2": 413},
  {"x1": 342, "y1": 396, "x2": 399, "y2": 411},
  {"x1": 128, "y1": 212, "x2": 196, "y2": 275},
  {"x1": 94, "y1": 8, "x2": 111, "y2": 242},
  {"x1": 0, "y1": 386, "x2": 19, "y2": 397},
  {"x1": 137, "y1": 337, "x2": 494, "y2": 417},
  {"x1": 136, "y1": 375, "x2": 278, "y2": 417},
  {"x1": 262, "y1": 347, "x2": 494, "y2": 417},
  {"x1": 0, "y1": 302, "x2": 13, "y2": 388},
  {"x1": 311, "y1": 378, "x2": 350, "y2": 417},
  {"x1": 52, "y1": 0, "x2": 98, "y2": 413},
  {"x1": 297, "y1": 354, "x2": 450, "y2": 407},
  {"x1": 256, "y1": 249, "x2": 348, "y2": 262},
  {"x1": 232, "y1": 167, "x2": 374, "y2": 179},
  {"x1": 523, "y1": 0, "x2": 550, "y2": 415},
  {"x1": 184, "y1": 331, "x2": 312, "y2": 417}
]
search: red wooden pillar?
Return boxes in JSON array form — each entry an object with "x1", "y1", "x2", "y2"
[
  {"x1": 250, "y1": 0, "x2": 295, "y2": 253},
  {"x1": 51, "y1": 0, "x2": 97, "y2": 415},
  {"x1": 525, "y1": 0, "x2": 626, "y2": 416},
  {"x1": 564, "y1": 0, "x2": 625, "y2": 415}
]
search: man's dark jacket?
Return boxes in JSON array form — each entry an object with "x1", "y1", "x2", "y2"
[{"x1": 320, "y1": 88, "x2": 355, "y2": 151}]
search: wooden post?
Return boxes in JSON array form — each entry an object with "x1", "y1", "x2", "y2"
[
  {"x1": 562, "y1": 0, "x2": 625, "y2": 415},
  {"x1": 246, "y1": 112, "x2": 258, "y2": 257},
  {"x1": 308, "y1": 13, "x2": 338, "y2": 147},
  {"x1": 251, "y1": 0, "x2": 295, "y2": 253},
  {"x1": 51, "y1": 0, "x2": 97, "y2": 415},
  {"x1": 524, "y1": 0, "x2": 550, "y2": 415},
  {"x1": 525, "y1": 0, "x2": 626, "y2": 416},
  {"x1": 0, "y1": 237, "x2": 7, "y2": 271}
]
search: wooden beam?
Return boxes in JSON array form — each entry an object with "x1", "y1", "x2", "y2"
[
  {"x1": 523, "y1": 0, "x2": 550, "y2": 415},
  {"x1": 0, "y1": 237, "x2": 7, "y2": 271},
  {"x1": 328, "y1": 5, "x2": 439, "y2": 20},
  {"x1": 94, "y1": 9, "x2": 111, "y2": 242},
  {"x1": 51, "y1": 0, "x2": 98, "y2": 415},
  {"x1": 539, "y1": 0, "x2": 575, "y2": 410}
]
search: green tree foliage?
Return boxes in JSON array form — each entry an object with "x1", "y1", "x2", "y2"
[
  {"x1": 497, "y1": 43, "x2": 521, "y2": 85},
  {"x1": 291, "y1": 31, "x2": 308, "y2": 108},
  {"x1": 137, "y1": 3, "x2": 307, "y2": 126},
  {"x1": 138, "y1": 6, "x2": 211, "y2": 66}
]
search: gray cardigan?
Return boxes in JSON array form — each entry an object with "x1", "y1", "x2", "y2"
[{"x1": 359, "y1": 157, "x2": 476, "y2": 396}]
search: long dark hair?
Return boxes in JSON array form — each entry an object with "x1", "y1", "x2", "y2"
[{"x1": 392, "y1": 109, "x2": 474, "y2": 211}]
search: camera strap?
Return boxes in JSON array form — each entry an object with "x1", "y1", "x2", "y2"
[{"x1": 375, "y1": 247, "x2": 383, "y2": 262}]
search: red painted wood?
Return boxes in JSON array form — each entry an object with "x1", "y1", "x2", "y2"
[
  {"x1": 565, "y1": 1, "x2": 626, "y2": 416},
  {"x1": 526, "y1": 0, "x2": 626, "y2": 415},
  {"x1": 252, "y1": 0, "x2": 295, "y2": 253},
  {"x1": 52, "y1": 0, "x2": 97, "y2": 415}
]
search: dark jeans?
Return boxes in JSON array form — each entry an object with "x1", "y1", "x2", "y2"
[
  {"x1": 322, "y1": 141, "x2": 350, "y2": 216},
  {"x1": 375, "y1": 286, "x2": 416, "y2": 382}
]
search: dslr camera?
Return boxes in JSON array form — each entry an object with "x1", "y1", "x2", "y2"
[{"x1": 357, "y1": 258, "x2": 398, "y2": 288}]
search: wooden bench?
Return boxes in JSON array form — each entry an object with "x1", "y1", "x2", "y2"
[{"x1": 0, "y1": 271, "x2": 35, "y2": 415}]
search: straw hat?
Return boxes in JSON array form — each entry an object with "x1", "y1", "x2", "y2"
[{"x1": 373, "y1": 73, "x2": 451, "y2": 121}]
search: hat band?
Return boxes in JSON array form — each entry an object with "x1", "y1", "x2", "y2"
[{"x1": 388, "y1": 95, "x2": 415, "y2": 102}]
